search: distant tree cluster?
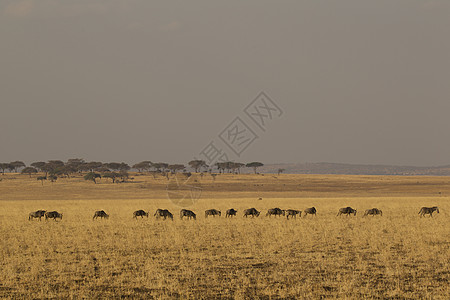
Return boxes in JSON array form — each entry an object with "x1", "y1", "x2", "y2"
[
  {"x1": 215, "y1": 162, "x2": 245, "y2": 173},
  {"x1": 214, "y1": 162, "x2": 265, "y2": 174},
  {"x1": 0, "y1": 159, "x2": 132, "y2": 184},
  {"x1": 0, "y1": 158, "x2": 265, "y2": 184},
  {"x1": 0, "y1": 161, "x2": 25, "y2": 174}
]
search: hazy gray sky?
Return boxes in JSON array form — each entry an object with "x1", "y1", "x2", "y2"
[{"x1": 1, "y1": 0, "x2": 449, "y2": 166}]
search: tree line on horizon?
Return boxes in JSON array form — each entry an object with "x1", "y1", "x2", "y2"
[{"x1": 0, "y1": 159, "x2": 269, "y2": 184}]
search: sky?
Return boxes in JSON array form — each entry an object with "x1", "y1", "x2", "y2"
[{"x1": 1, "y1": 0, "x2": 449, "y2": 166}]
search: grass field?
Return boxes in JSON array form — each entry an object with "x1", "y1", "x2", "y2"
[{"x1": 0, "y1": 173, "x2": 449, "y2": 299}]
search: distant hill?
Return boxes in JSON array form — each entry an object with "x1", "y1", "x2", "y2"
[{"x1": 260, "y1": 162, "x2": 450, "y2": 176}]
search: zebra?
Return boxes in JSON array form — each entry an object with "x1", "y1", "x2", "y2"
[
  {"x1": 205, "y1": 209, "x2": 221, "y2": 218},
  {"x1": 303, "y1": 207, "x2": 317, "y2": 217},
  {"x1": 154, "y1": 209, "x2": 173, "y2": 220},
  {"x1": 363, "y1": 208, "x2": 382, "y2": 217},
  {"x1": 226, "y1": 208, "x2": 237, "y2": 217},
  {"x1": 180, "y1": 209, "x2": 196, "y2": 220},
  {"x1": 133, "y1": 210, "x2": 149, "y2": 219},
  {"x1": 243, "y1": 208, "x2": 260, "y2": 218},
  {"x1": 93, "y1": 210, "x2": 109, "y2": 220},
  {"x1": 337, "y1": 207, "x2": 357, "y2": 216},
  {"x1": 29, "y1": 210, "x2": 46, "y2": 221},
  {"x1": 418, "y1": 206, "x2": 439, "y2": 217},
  {"x1": 266, "y1": 208, "x2": 285, "y2": 217},
  {"x1": 45, "y1": 211, "x2": 63, "y2": 221},
  {"x1": 285, "y1": 209, "x2": 301, "y2": 219}
]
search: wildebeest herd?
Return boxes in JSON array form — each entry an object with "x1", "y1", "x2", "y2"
[{"x1": 27, "y1": 206, "x2": 440, "y2": 221}]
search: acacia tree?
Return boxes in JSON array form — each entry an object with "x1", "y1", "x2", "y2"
[
  {"x1": 21, "y1": 167, "x2": 38, "y2": 178},
  {"x1": 231, "y1": 162, "x2": 245, "y2": 174},
  {"x1": 103, "y1": 172, "x2": 120, "y2": 183},
  {"x1": 84, "y1": 162, "x2": 103, "y2": 172},
  {"x1": 66, "y1": 158, "x2": 85, "y2": 173},
  {"x1": 7, "y1": 164, "x2": 15, "y2": 173},
  {"x1": 132, "y1": 161, "x2": 152, "y2": 172},
  {"x1": 0, "y1": 163, "x2": 12, "y2": 175},
  {"x1": 60, "y1": 165, "x2": 78, "y2": 178},
  {"x1": 10, "y1": 161, "x2": 26, "y2": 172},
  {"x1": 40, "y1": 163, "x2": 54, "y2": 177},
  {"x1": 188, "y1": 160, "x2": 207, "y2": 173},
  {"x1": 40, "y1": 160, "x2": 64, "y2": 177},
  {"x1": 31, "y1": 162, "x2": 46, "y2": 172},
  {"x1": 246, "y1": 162, "x2": 264, "y2": 174},
  {"x1": 105, "y1": 162, "x2": 121, "y2": 171},
  {"x1": 105, "y1": 162, "x2": 129, "y2": 172},
  {"x1": 77, "y1": 163, "x2": 90, "y2": 173},
  {"x1": 152, "y1": 163, "x2": 169, "y2": 172},
  {"x1": 215, "y1": 162, "x2": 226, "y2": 173},
  {"x1": 48, "y1": 160, "x2": 64, "y2": 169},
  {"x1": 119, "y1": 163, "x2": 130, "y2": 171},
  {"x1": 141, "y1": 161, "x2": 153, "y2": 172},
  {"x1": 168, "y1": 164, "x2": 185, "y2": 173},
  {"x1": 84, "y1": 172, "x2": 101, "y2": 184},
  {"x1": 96, "y1": 166, "x2": 110, "y2": 173},
  {"x1": 223, "y1": 161, "x2": 236, "y2": 173}
]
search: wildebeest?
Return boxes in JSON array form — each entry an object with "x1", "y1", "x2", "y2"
[
  {"x1": 93, "y1": 210, "x2": 109, "y2": 220},
  {"x1": 226, "y1": 208, "x2": 237, "y2": 217},
  {"x1": 337, "y1": 207, "x2": 357, "y2": 216},
  {"x1": 285, "y1": 209, "x2": 301, "y2": 219},
  {"x1": 363, "y1": 208, "x2": 382, "y2": 217},
  {"x1": 180, "y1": 209, "x2": 196, "y2": 220},
  {"x1": 418, "y1": 206, "x2": 439, "y2": 217},
  {"x1": 29, "y1": 210, "x2": 46, "y2": 221},
  {"x1": 266, "y1": 208, "x2": 285, "y2": 217},
  {"x1": 205, "y1": 209, "x2": 221, "y2": 218},
  {"x1": 154, "y1": 209, "x2": 173, "y2": 220},
  {"x1": 243, "y1": 208, "x2": 260, "y2": 218},
  {"x1": 133, "y1": 210, "x2": 149, "y2": 219},
  {"x1": 45, "y1": 211, "x2": 63, "y2": 221},
  {"x1": 303, "y1": 207, "x2": 317, "y2": 217}
]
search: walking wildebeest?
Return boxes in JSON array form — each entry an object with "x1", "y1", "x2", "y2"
[
  {"x1": 285, "y1": 209, "x2": 301, "y2": 219},
  {"x1": 363, "y1": 208, "x2": 382, "y2": 217},
  {"x1": 93, "y1": 210, "x2": 109, "y2": 220},
  {"x1": 133, "y1": 210, "x2": 149, "y2": 219},
  {"x1": 205, "y1": 209, "x2": 221, "y2": 218},
  {"x1": 180, "y1": 209, "x2": 196, "y2": 220},
  {"x1": 418, "y1": 206, "x2": 439, "y2": 217},
  {"x1": 337, "y1": 207, "x2": 357, "y2": 216},
  {"x1": 266, "y1": 208, "x2": 285, "y2": 217},
  {"x1": 154, "y1": 209, "x2": 173, "y2": 220},
  {"x1": 45, "y1": 211, "x2": 63, "y2": 221},
  {"x1": 303, "y1": 207, "x2": 317, "y2": 217},
  {"x1": 226, "y1": 208, "x2": 237, "y2": 217},
  {"x1": 243, "y1": 208, "x2": 260, "y2": 218},
  {"x1": 29, "y1": 210, "x2": 46, "y2": 221}
]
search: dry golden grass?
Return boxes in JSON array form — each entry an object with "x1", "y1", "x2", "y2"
[{"x1": 0, "y1": 173, "x2": 449, "y2": 299}]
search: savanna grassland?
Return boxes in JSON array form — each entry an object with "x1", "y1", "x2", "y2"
[{"x1": 0, "y1": 173, "x2": 449, "y2": 299}]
